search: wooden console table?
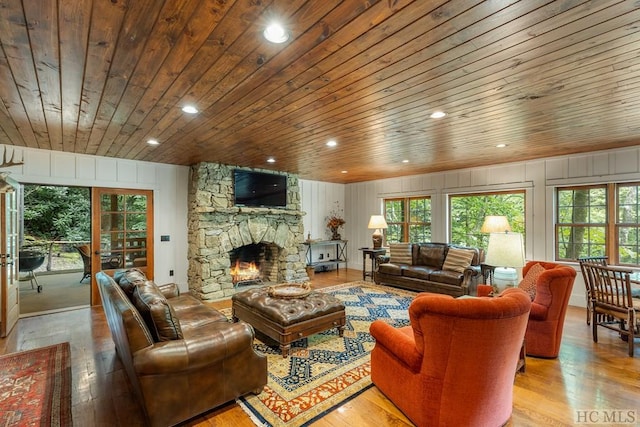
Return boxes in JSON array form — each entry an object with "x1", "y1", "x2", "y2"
[{"x1": 303, "y1": 240, "x2": 347, "y2": 274}]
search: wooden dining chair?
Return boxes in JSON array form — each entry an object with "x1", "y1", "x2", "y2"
[
  {"x1": 578, "y1": 256, "x2": 608, "y2": 325},
  {"x1": 583, "y1": 262, "x2": 639, "y2": 357}
]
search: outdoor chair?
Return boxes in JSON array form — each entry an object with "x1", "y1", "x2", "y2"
[
  {"x1": 578, "y1": 256, "x2": 608, "y2": 325},
  {"x1": 582, "y1": 262, "x2": 639, "y2": 357},
  {"x1": 76, "y1": 244, "x2": 91, "y2": 283}
]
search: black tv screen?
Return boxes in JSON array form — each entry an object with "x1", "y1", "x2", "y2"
[{"x1": 233, "y1": 170, "x2": 287, "y2": 208}]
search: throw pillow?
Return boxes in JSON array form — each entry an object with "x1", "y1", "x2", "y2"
[
  {"x1": 389, "y1": 243, "x2": 412, "y2": 265},
  {"x1": 132, "y1": 280, "x2": 183, "y2": 342},
  {"x1": 117, "y1": 268, "x2": 147, "y2": 296},
  {"x1": 442, "y1": 248, "x2": 476, "y2": 273},
  {"x1": 518, "y1": 263, "x2": 545, "y2": 301}
]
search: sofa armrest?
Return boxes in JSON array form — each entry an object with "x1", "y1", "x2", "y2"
[
  {"x1": 370, "y1": 321, "x2": 422, "y2": 371},
  {"x1": 158, "y1": 283, "x2": 180, "y2": 299},
  {"x1": 133, "y1": 321, "x2": 257, "y2": 375},
  {"x1": 376, "y1": 255, "x2": 390, "y2": 265},
  {"x1": 461, "y1": 265, "x2": 481, "y2": 295}
]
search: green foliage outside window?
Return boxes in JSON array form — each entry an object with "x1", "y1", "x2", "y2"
[
  {"x1": 23, "y1": 185, "x2": 91, "y2": 242},
  {"x1": 556, "y1": 186, "x2": 606, "y2": 260},
  {"x1": 450, "y1": 192, "x2": 525, "y2": 250},
  {"x1": 384, "y1": 197, "x2": 431, "y2": 243}
]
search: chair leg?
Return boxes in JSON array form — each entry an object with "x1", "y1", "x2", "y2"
[{"x1": 592, "y1": 313, "x2": 598, "y2": 343}]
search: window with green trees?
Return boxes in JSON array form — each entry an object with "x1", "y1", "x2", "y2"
[
  {"x1": 384, "y1": 197, "x2": 431, "y2": 243},
  {"x1": 556, "y1": 186, "x2": 606, "y2": 260},
  {"x1": 558, "y1": 182, "x2": 640, "y2": 265},
  {"x1": 449, "y1": 191, "x2": 525, "y2": 250}
]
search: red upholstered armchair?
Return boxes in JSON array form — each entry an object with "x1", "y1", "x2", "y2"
[
  {"x1": 477, "y1": 261, "x2": 576, "y2": 358},
  {"x1": 370, "y1": 288, "x2": 531, "y2": 427}
]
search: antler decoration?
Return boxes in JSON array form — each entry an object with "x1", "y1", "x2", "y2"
[{"x1": 0, "y1": 148, "x2": 24, "y2": 168}]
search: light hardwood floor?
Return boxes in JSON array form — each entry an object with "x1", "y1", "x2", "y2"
[{"x1": 1, "y1": 268, "x2": 639, "y2": 426}]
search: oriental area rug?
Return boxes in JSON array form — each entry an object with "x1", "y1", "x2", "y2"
[
  {"x1": 235, "y1": 281, "x2": 415, "y2": 427},
  {"x1": 0, "y1": 342, "x2": 72, "y2": 427}
]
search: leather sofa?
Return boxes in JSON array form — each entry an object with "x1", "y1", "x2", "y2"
[
  {"x1": 96, "y1": 269, "x2": 267, "y2": 427},
  {"x1": 374, "y1": 242, "x2": 484, "y2": 296},
  {"x1": 370, "y1": 288, "x2": 531, "y2": 426}
]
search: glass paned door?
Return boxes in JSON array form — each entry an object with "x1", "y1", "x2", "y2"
[
  {"x1": 91, "y1": 188, "x2": 153, "y2": 305},
  {"x1": 1, "y1": 182, "x2": 19, "y2": 337}
]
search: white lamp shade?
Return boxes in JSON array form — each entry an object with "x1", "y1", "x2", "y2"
[
  {"x1": 481, "y1": 216, "x2": 511, "y2": 233},
  {"x1": 368, "y1": 215, "x2": 388, "y2": 229},
  {"x1": 485, "y1": 232, "x2": 525, "y2": 268}
]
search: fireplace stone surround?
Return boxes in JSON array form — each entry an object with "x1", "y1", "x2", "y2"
[{"x1": 188, "y1": 163, "x2": 308, "y2": 300}]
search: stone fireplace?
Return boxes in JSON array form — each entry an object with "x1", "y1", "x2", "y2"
[{"x1": 187, "y1": 163, "x2": 308, "y2": 300}]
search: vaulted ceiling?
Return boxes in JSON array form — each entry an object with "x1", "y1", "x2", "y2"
[{"x1": 0, "y1": 0, "x2": 638, "y2": 183}]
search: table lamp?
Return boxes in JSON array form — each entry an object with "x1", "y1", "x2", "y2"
[
  {"x1": 480, "y1": 215, "x2": 511, "y2": 233},
  {"x1": 368, "y1": 215, "x2": 388, "y2": 249},
  {"x1": 484, "y1": 232, "x2": 525, "y2": 290}
]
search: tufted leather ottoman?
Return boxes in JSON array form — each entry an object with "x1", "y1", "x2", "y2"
[{"x1": 232, "y1": 287, "x2": 346, "y2": 357}]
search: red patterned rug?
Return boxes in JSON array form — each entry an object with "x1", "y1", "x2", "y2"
[{"x1": 0, "y1": 342, "x2": 72, "y2": 426}]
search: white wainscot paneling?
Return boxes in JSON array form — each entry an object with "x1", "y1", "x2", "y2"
[
  {"x1": 25, "y1": 150, "x2": 51, "y2": 177},
  {"x1": 568, "y1": 155, "x2": 591, "y2": 178},
  {"x1": 487, "y1": 163, "x2": 526, "y2": 184},
  {"x1": 138, "y1": 163, "x2": 157, "y2": 184},
  {"x1": 77, "y1": 156, "x2": 97, "y2": 181},
  {"x1": 51, "y1": 152, "x2": 77, "y2": 178},
  {"x1": 592, "y1": 152, "x2": 609, "y2": 176},
  {"x1": 545, "y1": 158, "x2": 568, "y2": 180},
  {"x1": 470, "y1": 168, "x2": 489, "y2": 186},
  {"x1": 457, "y1": 170, "x2": 472, "y2": 188},
  {"x1": 96, "y1": 158, "x2": 118, "y2": 182},
  {"x1": 116, "y1": 160, "x2": 138, "y2": 183},
  {"x1": 611, "y1": 148, "x2": 640, "y2": 174}
]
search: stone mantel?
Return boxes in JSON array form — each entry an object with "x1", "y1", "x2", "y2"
[
  {"x1": 193, "y1": 206, "x2": 306, "y2": 217},
  {"x1": 187, "y1": 162, "x2": 308, "y2": 300}
]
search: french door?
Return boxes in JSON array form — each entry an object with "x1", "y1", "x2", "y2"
[
  {"x1": 1, "y1": 182, "x2": 19, "y2": 337},
  {"x1": 90, "y1": 188, "x2": 153, "y2": 305}
]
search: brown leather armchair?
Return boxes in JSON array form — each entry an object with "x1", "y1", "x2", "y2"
[{"x1": 370, "y1": 288, "x2": 531, "y2": 427}]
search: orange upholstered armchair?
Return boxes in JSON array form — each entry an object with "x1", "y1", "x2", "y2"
[
  {"x1": 477, "y1": 261, "x2": 576, "y2": 358},
  {"x1": 370, "y1": 288, "x2": 531, "y2": 427}
]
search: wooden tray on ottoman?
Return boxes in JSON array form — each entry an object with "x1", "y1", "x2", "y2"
[{"x1": 232, "y1": 286, "x2": 346, "y2": 357}]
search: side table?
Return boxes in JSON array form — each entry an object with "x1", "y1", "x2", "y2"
[{"x1": 359, "y1": 247, "x2": 386, "y2": 281}]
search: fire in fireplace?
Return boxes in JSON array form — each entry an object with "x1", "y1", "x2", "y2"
[
  {"x1": 230, "y1": 260, "x2": 261, "y2": 284},
  {"x1": 229, "y1": 243, "x2": 280, "y2": 286}
]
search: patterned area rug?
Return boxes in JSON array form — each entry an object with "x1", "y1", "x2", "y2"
[
  {"x1": 235, "y1": 281, "x2": 415, "y2": 426},
  {"x1": 0, "y1": 342, "x2": 72, "y2": 426}
]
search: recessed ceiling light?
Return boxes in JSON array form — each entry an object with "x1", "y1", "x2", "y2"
[
  {"x1": 182, "y1": 105, "x2": 198, "y2": 114},
  {"x1": 326, "y1": 139, "x2": 337, "y2": 147},
  {"x1": 341, "y1": 170, "x2": 348, "y2": 174},
  {"x1": 430, "y1": 111, "x2": 446, "y2": 119},
  {"x1": 496, "y1": 144, "x2": 507, "y2": 148},
  {"x1": 147, "y1": 139, "x2": 159, "y2": 145},
  {"x1": 402, "y1": 159, "x2": 409, "y2": 163},
  {"x1": 264, "y1": 22, "x2": 289, "y2": 43},
  {"x1": 267, "y1": 157, "x2": 276, "y2": 163}
]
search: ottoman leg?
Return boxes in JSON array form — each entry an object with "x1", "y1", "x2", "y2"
[
  {"x1": 280, "y1": 344, "x2": 291, "y2": 358},
  {"x1": 338, "y1": 325, "x2": 345, "y2": 337}
]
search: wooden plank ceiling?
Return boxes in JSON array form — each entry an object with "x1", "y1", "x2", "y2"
[{"x1": 0, "y1": 0, "x2": 639, "y2": 183}]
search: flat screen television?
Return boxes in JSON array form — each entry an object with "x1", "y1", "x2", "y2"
[{"x1": 233, "y1": 169, "x2": 287, "y2": 208}]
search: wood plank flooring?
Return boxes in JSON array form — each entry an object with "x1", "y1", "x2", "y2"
[{"x1": 1, "y1": 268, "x2": 639, "y2": 426}]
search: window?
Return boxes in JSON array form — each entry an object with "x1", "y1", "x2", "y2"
[
  {"x1": 556, "y1": 186, "x2": 606, "y2": 260},
  {"x1": 618, "y1": 183, "x2": 640, "y2": 264},
  {"x1": 556, "y1": 182, "x2": 640, "y2": 265},
  {"x1": 384, "y1": 197, "x2": 431, "y2": 243},
  {"x1": 449, "y1": 191, "x2": 525, "y2": 250}
]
